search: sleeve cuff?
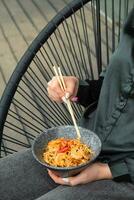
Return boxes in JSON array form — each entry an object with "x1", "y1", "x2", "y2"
[
  {"x1": 77, "y1": 78, "x2": 103, "y2": 107},
  {"x1": 108, "y1": 161, "x2": 131, "y2": 182},
  {"x1": 79, "y1": 80, "x2": 89, "y2": 86},
  {"x1": 77, "y1": 80, "x2": 91, "y2": 107}
]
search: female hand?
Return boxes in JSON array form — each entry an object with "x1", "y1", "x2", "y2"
[
  {"x1": 48, "y1": 162, "x2": 112, "y2": 186},
  {"x1": 47, "y1": 76, "x2": 79, "y2": 103}
]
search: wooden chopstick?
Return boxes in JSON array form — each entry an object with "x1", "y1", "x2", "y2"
[
  {"x1": 53, "y1": 66, "x2": 81, "y2": 139},
  {"x1": 53, "y1": 66, "x2": 64, "y2": 91}
]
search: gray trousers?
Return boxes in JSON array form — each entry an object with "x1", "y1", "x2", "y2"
[{"x1": 0, "y1": 149, "x2": 134, "y2": 200}]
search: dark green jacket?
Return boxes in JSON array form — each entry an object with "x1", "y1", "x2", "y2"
[{"x1": 77, "y1": 8, "x2": 134, "y2": 184}]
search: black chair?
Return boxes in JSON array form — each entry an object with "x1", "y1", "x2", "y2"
[{"x1": 0, "y1": 0, "x2": 133, "y2": 157}]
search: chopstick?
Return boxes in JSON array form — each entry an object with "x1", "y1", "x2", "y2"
[{"x1": 53, "y1": 66, "x2": 81, "y2": 139}]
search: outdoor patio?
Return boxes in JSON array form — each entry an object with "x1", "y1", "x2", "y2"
[{"x1": 0, "y1": 0, "x2": 72, "y2": 97}]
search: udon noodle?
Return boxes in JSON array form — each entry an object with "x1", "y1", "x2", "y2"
[{"x1": 43, "y1": 138, "x2": 93, "y2": 167}]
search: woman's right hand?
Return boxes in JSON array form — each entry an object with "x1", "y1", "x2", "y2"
[{"x1": 47, "y1": 76, "x2": 79, "y2": 103}]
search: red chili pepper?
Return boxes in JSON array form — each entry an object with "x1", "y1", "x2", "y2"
[{"x1": 58, "y1": 146, "x2": 69, "y2": 153}]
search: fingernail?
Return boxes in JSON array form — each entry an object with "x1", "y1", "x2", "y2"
[
  {"x1": 65, "y1": 92, "x2": 70, "y2": 99},
  {"x1": 62, "y1": 96, "x2": 67, "y2": 104},
  {"x1": 62, "y1": 178, "x2": 69, "y2": 183},
  {"x1": 71, "y1": 96, "x2": 78, "y2": 102}
]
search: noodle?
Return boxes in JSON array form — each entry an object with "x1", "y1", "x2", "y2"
[{"x1": 43, "y1": 137, "x2": 93, "y2": 167}]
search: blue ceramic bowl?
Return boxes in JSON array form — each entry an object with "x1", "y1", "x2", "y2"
[{"x1": 32, "y1": 125, "x2": 101, "y2": 177}]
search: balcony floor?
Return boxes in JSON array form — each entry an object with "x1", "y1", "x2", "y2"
[{"x1": 0, "y1": 0, "x2": 71, "y2": 97}]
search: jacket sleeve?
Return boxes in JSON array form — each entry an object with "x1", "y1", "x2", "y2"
[
  {"x1": 108, "y1": 160, "x2": 132, "y2": 182},
  {"x1": 108, "y1": 155, "x2": 134, "y2": 183},
  {"x1": 107, "y1": 8, "x2": 134, "y2": 184},
  {"x1": 77, "y1": 72, "x2": 105, "y2": 107}
]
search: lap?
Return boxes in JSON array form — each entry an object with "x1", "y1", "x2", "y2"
[
  {"x1": 1, "y1": 149, "x2": 134, "y2": 200},
  {"x1": 36, "y1": 180, "x2": 134, "y2": 200},
  {"x1": 0, "y1": 148, "x2": 58, "y2": 200}
]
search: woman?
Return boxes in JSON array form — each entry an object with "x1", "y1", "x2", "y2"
[{"x1": 0, "y1": 7, "x2": 134, "y2": 200}]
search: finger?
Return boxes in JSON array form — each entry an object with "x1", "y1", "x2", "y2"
[
  {"x1": 67, "y1": 172, "x2": 86, "y2": 186},
  {"x1": 48, "y1": 85, "x2": 64, "y2": 98},
  {"x1": 47, "y1": 78, "x2": 64, "y2": 95},
  {"x1": 49, "y1": 95, "x2": 63, "y2": 103},
  {"x1": 71, "y1": 96, "x2": 78, "y2": 102},
  {"x1": 48, "y1": 170, "x2": 70, "y2": 185},
  {"x1": 47, "y1": 87, "x2": 62, "y2": 102},
  {"x1": 65, "y1": 78, "x2": 79, "y2": 98},
  {"x1": 48, "y1": 170, "x2": 84, "y2": 186},
  {"x1": 65, "y1": 84, "x2": 76, "y2": 97}
]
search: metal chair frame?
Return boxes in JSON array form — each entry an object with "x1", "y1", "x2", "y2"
[{"x1": 0, "y1": 0, "x2": 133, "y2": 157}]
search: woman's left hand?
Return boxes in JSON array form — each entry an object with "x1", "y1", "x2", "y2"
[{"x1": 48, "y1": 162, "x2": 113, "y2": 186}]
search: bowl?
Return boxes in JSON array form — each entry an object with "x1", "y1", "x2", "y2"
[{"x1": 32, "y1": 125, "x2": 101, "y2": 177}]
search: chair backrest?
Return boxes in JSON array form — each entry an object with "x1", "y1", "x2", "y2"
[{"x1": 0, "y1": 0, "x2": 133, "y2": 157}]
